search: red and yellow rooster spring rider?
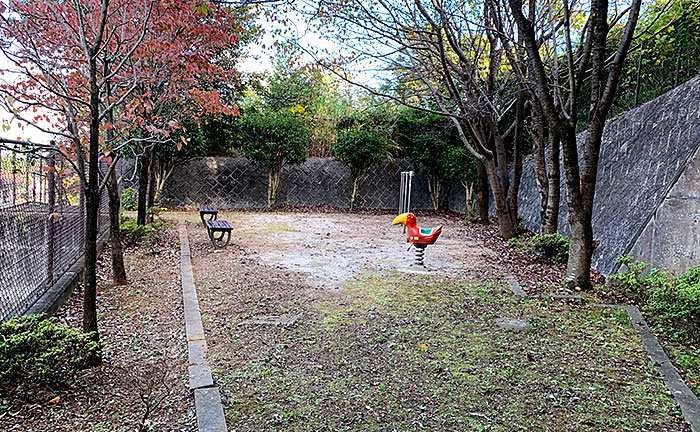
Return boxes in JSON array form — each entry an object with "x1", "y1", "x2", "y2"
[{"x1": 392, "y1": 213, "x2": 442, "y2": 267}]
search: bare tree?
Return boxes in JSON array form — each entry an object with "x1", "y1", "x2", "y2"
[
  {"x1": 299, "y1": 0, "x2": 526, "y2": 238},
  {"x1": 504, "y1": 0, "x2": 643, "y2": 288}
]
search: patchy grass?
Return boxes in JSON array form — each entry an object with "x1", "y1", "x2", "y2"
[
  {"x1": 188, "y1": 213, "x2": 688, "y2": 432},
  {"x1": 663, "y1": 341, "x2": 700, "y2": 395}
]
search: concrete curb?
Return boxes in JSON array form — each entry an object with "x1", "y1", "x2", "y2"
[
  {"x1": 26, "y1": 229, "x2": 111, "y2": 316},
  {"x1": 178, "y1": 219, "x2": 227, "y2": 432},
  {"x1": 503, "y1": 269, "x2": 700, "y2": 431}
]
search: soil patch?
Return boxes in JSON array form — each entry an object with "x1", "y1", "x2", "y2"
[{"x1": 0, "y1": 226, "x2": 195, "y2": 432}]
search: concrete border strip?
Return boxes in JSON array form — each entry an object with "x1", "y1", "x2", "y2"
[
  {"x1": 503, "y1": 268, "x2": 700, "y2": 431},
  {"x1": 178, "y1": 219, "x2": 227, "y2": 432}
]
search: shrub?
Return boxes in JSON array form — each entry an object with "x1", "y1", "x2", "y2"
[
  {"x1": 609, "y1": 257, "x2": 699, "y2": 342},
  {"x1": 0, "y1": 314, "x2": 101, "y2": 394},
  {"x1": 608, "y1": 255, "x2": 672, "y2": 305},
  {"x1": 333, "y1": 129, "x2": 391, "y2": 209},
  {"x1": 646, "y1": 265, "x2": 700, "y2": 342},
  {"x1": 120, "y1": 216, "x2": 168, "y2": 246},
  {"x1": 122, "y1": 187, "x2": 137, "y2": 211},
  {"x1": 532, "y1": 233, "x2": 569, "y2": 261},
  {"x1": 506, "y1": 233, "x2": 569, "y2": 261},
  {"x1": 238, "y1": 109, "x2": 310, "y2": 207}
]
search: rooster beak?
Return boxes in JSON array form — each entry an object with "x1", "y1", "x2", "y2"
[{"x1": 392, "y1": 213, "x2": 408, "y2": 225}]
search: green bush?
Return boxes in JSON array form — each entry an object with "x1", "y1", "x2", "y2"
[
  {"x1": 122, "y1": 187, "x2": 137, "y2": 211},
  {"x1": 333, "y1": 129, "x2": 391, "y2": 209},
  {"x1": 610, "y1": 256, "x2": 699, "y2": 343},
  {"x1": 609, "y1": 255, "x2": 672, "y2": 304},
  {"x1": 120, "y1": 216, "x2": 168, "y2": 246},
  {"x1": 0, "y1": 314, "x2": 101, "y2": 393},
  {"x1": 506, "y1": 233, "x2": 569, "y2": 261},
  {"x1": 532, "y1": 234, "x2": 569, "y2": 261},
  {"x1": 238, "y1": 109, "x2": 310, "y2": 207},
  {"x1": 646, "y1": 265, "x2": 700, "y2": 342}
]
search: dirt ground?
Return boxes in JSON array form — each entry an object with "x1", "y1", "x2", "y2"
[
  {"x1": 0, "y1": 226, "x2": 196, "y2": 432},
  {"x1": 176, "y1": 210, "x2": 689, "y2": 432}
]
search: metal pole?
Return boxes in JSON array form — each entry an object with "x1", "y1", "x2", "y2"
[
  {"x1": 407, "y1": 171, "x2": 413, "y2": 214},
  {"x1": 11, "y1": 151, "x2": 16, "y2": 205},
  {"x1": 47, "y1": 154, "x2": 56, "y2": 283}
]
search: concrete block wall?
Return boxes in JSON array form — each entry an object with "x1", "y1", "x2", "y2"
[{"x1": 125, "y1": 157, "x2": 453, "y2": 211}]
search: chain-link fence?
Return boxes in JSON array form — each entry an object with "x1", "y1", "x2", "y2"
[{"x1": 0, "y1": 148, "x2": 109, "y2": 321}]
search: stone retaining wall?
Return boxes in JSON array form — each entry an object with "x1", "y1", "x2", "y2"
[{"x1": 516, "y1": 74, "x2": 700, "y2": 274}]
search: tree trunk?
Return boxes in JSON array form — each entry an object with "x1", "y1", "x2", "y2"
[
  {"x1": 462, "y1": 180, "x2": 474, "y2": 217},
  {"x1": 267, "y1": 165, "x2": 282, "y2": 208},
  {"x1": 427, "y1": 175, "x2": 441, "y2": 211},
  {"x1": 542, "y1": 130, "x2": 561, "y2": 234},
  {"x1": 147, "y1": 151, "x2": 157, "y2": 209},
  {"x1": 507, "y1": 94, "x2": 525, "y2": 226},
  {"x1": 565, "y1": 211, "x2": 594, "y2": 290},
  {"x1": 103, "y1": 61, "x2": 126, "y2": 286},
  {"x1": 83, "y1": 51, "x2": 101, "y2": 364},
  {"x1": 83, "y1": 187, "x2": 100, "y2": 343},
  {"x1": 350, "y1": 175, "x2": 360, "y2": 210},
  {"x1": 531, "y1": 104, "x2": 549, "y2": 231},
  {"x1": 560, "y1": 126, "x2": 593, "y2": 290},
  {"x1": 106, "y1": 167, "x2": 127, "y2": 285},
  {"x1": 475, "y1": 160, "x2": 489, "y2": 224},
  {"x1": 136, "y1": 147, "x2": 151, "y2": 226},
  {"x1": 484, "y1": 157, "x2": 517, "y2": 238},
  {"x1": 439, "y1": 182, "x2": 451, "y2": 211},
  {"x1": 154, "y1": 160, "x2": 175, "y2": 204}
]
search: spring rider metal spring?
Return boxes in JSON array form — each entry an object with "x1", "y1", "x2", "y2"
[{"x1": 413, "y1": 243, "x2": 427, "y2": 267}]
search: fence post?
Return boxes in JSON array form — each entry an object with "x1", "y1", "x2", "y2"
[
  {"x1": 399, "y1": 171, "x2": 414, "y2": 235},
  {"x1": 47, "y1": 153, "x2": 56, "y2": 284},
  {"x1": 11, "y1": 151, "x2": 17, "y2": 204}
]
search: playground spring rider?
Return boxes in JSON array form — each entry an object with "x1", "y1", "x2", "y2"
[{"x1": 392, "y1": 213, "x2": 443, "y2": 267}]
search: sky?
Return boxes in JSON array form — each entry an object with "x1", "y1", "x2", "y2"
[
  {"x1": 0, "y1": 5, "x2": 358, "y2": 145},
  {"x1": 0, "y1": 56, "x2": 56, "y2": 145}
]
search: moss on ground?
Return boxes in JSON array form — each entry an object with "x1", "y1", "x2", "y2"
[{"x1": 201, "y1": 268, "x2": 687, "y2": 431}]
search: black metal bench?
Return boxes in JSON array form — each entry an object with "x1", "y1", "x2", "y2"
[
  {"x1": 205, "y1": 220, "x2": 232, "y2": 248},
  {"x1": 199, "y1": 206, "x2": 218, "y2": 223}
]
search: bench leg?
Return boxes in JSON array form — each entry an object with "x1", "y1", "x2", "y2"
[
  {"x1": 200, "y1": 212, "x2": 218, "y2": 224},
  {"x1": 208, "y1": 229, "x2": 231, "y2": 249}
]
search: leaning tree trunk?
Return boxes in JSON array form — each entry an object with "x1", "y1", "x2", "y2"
[
  {"x1": 474, "y1": 161, "x2": 489, "y2": 224},
  {"x1": 106, "y1": 168, "x2": 127, "y2": 285},
  {"x1": 136, "y1": 146, "x2": 151, "y2": 226},
  {"x1": 267, "y1": 164, "x2": 282, "y2": 208},
  {"x1": 427, "y1": 175, "x2": 441, "y2": 211}
]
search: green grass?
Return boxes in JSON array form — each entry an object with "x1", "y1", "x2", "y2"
[{"x1": 206, "y1": 270, "x2": 686, "y2": 431}]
